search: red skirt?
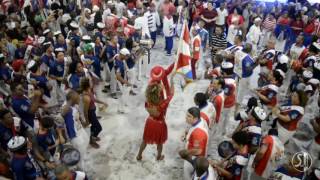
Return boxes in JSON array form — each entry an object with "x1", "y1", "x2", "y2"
[{"x1": 143, "y1": 117, "x2": 168, "y2": 145}]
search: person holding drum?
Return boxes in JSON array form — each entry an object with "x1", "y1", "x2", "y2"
[{"x1": 210, "y1": 131, "x2": 250, "y2": 180}]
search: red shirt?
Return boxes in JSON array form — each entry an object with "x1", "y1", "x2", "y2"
[
  {"x1": 201, "y1": 9, "x2": 217, "y2": 29},
  {"x1": 291, "y1": 20, "x2": 304, "y2": 35}
]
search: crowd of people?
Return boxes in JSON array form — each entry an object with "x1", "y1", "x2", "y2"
[{"x1": 0, "y1": 0, "x2": 319, "y2": 179}]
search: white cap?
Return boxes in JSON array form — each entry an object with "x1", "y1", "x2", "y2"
[
  {"x1": 54, "y1": 31, "x2": 62, "y2": 36},
  {"x1": 84, "y1": 8, "x2": 91, "y2": 14},
  {"x1": 276, "y1": 69, "x2": 285, "y2": 78},
  {"x1": 37, "y1": 36, "x2": 46, "y2": 44},
  {"x1": 313, "y1": 42, "x2": 320, "y2": 50},
  {"x1": 27, "y1": 60, "x2": 36, "y2": 70},
  {"x1": 107, "y1": 0, "x2": 112, "y2": 4},
  {"x1": 296, "y1": 83, "x2": 306, "y2": 91},
  {"x1": 305, "y1": 85, "x2": 313, "y2": 92},
  {"x1": 252, "y1": 106, "x2": 267, "y2": 121},
  {"x1": 315, "y1": 169, "x2": 320, "y2": 179},
  {"x1": 120, "y1": 48, "x2": 130, "y2": 56},
  {"x1": 92, "y1": 5, "x2": 99, "y2": 12},
  {"x1": 221, "y1": 61, "x2": 233, "y2": 69},
  {"x1": 62, "y1": 13, "x2": 72, "y2": 24},
  {"x1": 97, "y1": 22, "x2": 105, "y2": 29},
  {"x1": 302, "y1": 6, "x2": 308, "y2": 12},
  {"x1": 254, "y1": 17, "x2": 262, "y2": 22},
  {"x1": 82, "y1": 35, "x2": 91, "y2": 41},
  {"x1": 314, "y1": 62, "x2": 320, "y2": 70},
  {"x1": 70, "y1": 21, "x2": 79, "y2": 29},
  {"x1": 239, "y1": 110, "x2": 248, "y2": 120},
  {"x1": 55, "y1": 47, "x2": 65, "y2": 52},
  {"x1": 278, "y1": 54, "x2": 289, "y2": 64},
  {"x1": 43, "y1": 29, "x2": 51, "y2": 35},
  {"x1": 0, "y1": 53, "x2": 4, "y2": 59},
  {"x1": 7, "y1": 136, "x2": 27, "y2": 151},
  {"x1": 303, "y1": 70, "x2": 313, "y2": 79},
  {"x1": 43, "y1": 41, "x2": 52, "y2": 46},
  {"x1": 308, "y1": 78, "x2": 320, "y2": 85}
]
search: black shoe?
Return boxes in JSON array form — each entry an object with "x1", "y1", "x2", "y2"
[
  {"x1": 133, "y1": 84, "x2": 138, "y2": 88},
  {"x1": 104, "y1": 85, "x2": 110, "y2": 89},
  {"x1": 130, "y1": 91, "x2": 137, "y2": 96},
  {"x1": 111, "y1": 93, "x2": 118, "y2": 99},
  {"x1": 102, "y1": 88, "x2": 109, "y2": 93}
]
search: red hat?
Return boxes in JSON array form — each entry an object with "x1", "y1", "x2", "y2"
[
  {"x1": 150, "y1": 66, "x2": 165, "y2": 82},
  {"x1": 12, "y1": 59, "x2": 25, "y2": 72}
]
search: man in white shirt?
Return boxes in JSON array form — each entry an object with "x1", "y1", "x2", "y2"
[
  {"x1": 144, "y1": 3, "x2": 161, "y2": 47},
  {"x1": 290, "y1": 34, "x2": 305, "y2": 59},
  {"x1": 134, "y1": 7, "x2": 151, "y2": 39},
  {"x1": 215, "y1": 2, "x2": 228, "y2": 27},
  {"x1": 246, "y1": 17, "x2": 262, "y2": 56},
  {"x1": 115, "y1": 0, "x2": 126, "y2": 17}
]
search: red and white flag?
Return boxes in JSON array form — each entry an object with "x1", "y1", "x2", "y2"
[{"x1": 174, "y1": 20, "x2": 193, "y2": 80}]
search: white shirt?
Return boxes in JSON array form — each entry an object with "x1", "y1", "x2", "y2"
[
  {"x1": 144, "y1": 10, "x2": 161, "y2": 32},
  {"x1": 134, "y1": 16, "x2": 151, "y2": 38},
  {"x1": 102, "y1": 8, "x2": 111, "y2": 23},
  {"x1": 162, "y1": 16, "x2": 174, "y2": 37},
  {"x1": 216, "y1": 8, "x2": 228, "y2": 26},
  {"x1": 115, "y1": 1, "x2": 126, "y2": 17},
  {"x1": 290, "y1": 43, "x2": 305, "y2": 58},
  {"x1": 246, "y1": 24, "x2": 262, "y2": 45}
]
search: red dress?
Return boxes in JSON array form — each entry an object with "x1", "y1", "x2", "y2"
[{"x1": 143, "y1": 94, "x2": 173, "y2": 145}]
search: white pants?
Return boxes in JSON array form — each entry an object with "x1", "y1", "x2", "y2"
[
  {"x1": 277, "y1": 122, "x2": 295, "y2": 144},
  {"x1": 117, "y1": 81, "x2": 130, "y2": 112},
  {"x1": 183, "y1": 159, "x2": 195, "y2": 180},
  {"x1": 237, "y1": 77, "x2": 251, "y2": 104},
  {"x1": 109, "y1": 67, "x2": 117, "y2": 94},
  {"x1": 138, "y1": 54, "x2": 149, "y2": 80},
  {"x1": 221, "y1": 107, "x2": 236, "y2": 136},
  {"x1": 70, "y1": 128, "x2": 89, "y2": 170},
  {"x1": 309, "y1": 139, "x2": 320, "y2": 167},
  {"x1": 127, "y1": 67, "x2": 137, "y2": 92}
]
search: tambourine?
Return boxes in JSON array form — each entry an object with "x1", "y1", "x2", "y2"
[
  {"x1": 218, "y1": 141, "x2": 236, "y2": 159},
  {"x1": 60, "y1": 145, "x2": 81, "y2": 166}
]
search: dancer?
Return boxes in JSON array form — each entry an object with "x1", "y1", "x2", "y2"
[{"x1": 136, "y1": 65, "x2": 175, "y2": 161}]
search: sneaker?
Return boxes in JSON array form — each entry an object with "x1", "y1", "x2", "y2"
[
  {"x1": 104, "y1": 85, "x2": 110, "y2": 89},
  {"x1": 166, "y1": 53, "x2": 172, "y2": 56},
  {"x1": 133, "y1": 84, "x2": 138, "y2": 88},
  {"x1": 102, "y1": 88, "x2": 109, "y2": 93}
]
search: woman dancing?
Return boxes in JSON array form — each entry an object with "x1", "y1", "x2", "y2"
[{"x1": 136, "y1": 65, "x2": 175, "y2": 161}]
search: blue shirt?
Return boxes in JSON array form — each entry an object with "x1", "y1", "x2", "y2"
[
  {"x1": 68, "y1": 73, "x2": 83, "y2": 91},
  {"x1": 36, "y1": 129, "x2": 56, "y2": 156},
  {"x1": 242, "y1": 55, "x2": 254, "y2": 78},
  {"x1": 84, "y1": 55, "x2": 101, "y2": 78},
  {"x1": 64, "y1": 109, "x2": 76, "y2": 139},
  {"x1": 41, "y1": 54, "x2": 55, "y2": 68},
  {"x1": 11, "y1": 153, "x2": 41, "y2": 180},
  {"x1": 274, "y1": 166, "x2": 304, "y2": 179},
  {"x1": 69, "y1": 33, "x2": 81, "y2": 47},
  {"x1": 115, "y1": 59, "x2": 125, "y2": 79},
  {"x1": 12, "y1": 96, "x2": 35, "y2": 128},
  {"x1": 106, "y1": 45, "x2": 118, "y2": 70},
  {"x1": 49, "y1": 60, "x2": 65, "y2": 78},
  {"x1": 0, "y1": 66, "x2": 12, "y2": 82},
  {"x1": 15, "y1": 48, "x2": 26, "y2": 59},
  {"x1": 29, "y1": 73, "x2": 51, "y2": 97},
  {"x1": 54, "y1": 43, "x2": 68, "y2": 51}
]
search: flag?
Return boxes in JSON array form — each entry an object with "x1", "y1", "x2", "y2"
[{"x1": 174, "y1": 20, "x2": 193, "y2": 81}]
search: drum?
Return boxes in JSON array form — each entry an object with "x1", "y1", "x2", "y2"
[
  {"x1": 60, "y1": 145, "x2": 81, "y2": 166},
  {"x1": 218, "y1": 141, "x2": 235, "y2": 159}
]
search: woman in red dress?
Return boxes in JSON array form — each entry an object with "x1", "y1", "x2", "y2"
[{"x1": 136, "y1": 65, "x2": 174, "y2": 161}]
